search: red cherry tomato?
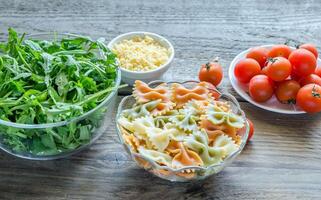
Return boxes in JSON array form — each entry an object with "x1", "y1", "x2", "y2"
[
  {"x1": 290, "y1": 70, "x2": 301, "y2": 81},
  {"x1": 275, "y1": 80, "x2": 300, "y2": 104},
  {"x1": 199, "y1": 59, "x2": 223, "y2": 86},
  {"x1": 297, "y1": 84, "x2": 321, "y2": 113},
  {"x1": 261, "y1": 66, "x2": 268, "y2": 75},
  {"x1": 268, "y1": 44, "x2": 292, "y2": 59},
  {"x1": 246, "y1": 47, "x2": 269, "y2": 68},
  {"x1": 299, "y1": 74, "x2": 321, "y2": 86},
  {"x1": 249, "y1": 75, "x2": 274, "y2": 102},
  {"x1": 234, "y1": 58, "x2": 261, "y2": 83},
  {"x1": 299, "y1": 43, "x2": 318, "y2": 59},
  {"x1": 315, "y1": 66, "x2": 321, "y2": 77},
  {"x1": 246, "y1": 119, "x2": 254, "y2": 142},
  {"x1": 288, "y1": 49, "x2": 317, "y2": 77},
  {"x1": 265, "y1": 57, "x2": 292, "y2": 81}
]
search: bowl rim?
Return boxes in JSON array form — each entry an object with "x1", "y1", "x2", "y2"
[
  {"x1": 0, "y1": 32, "x2": 122, "y2": 129},
  {"x1": 116, "y1": 80, "x2": 250, "y2": 173},
  {"x1": 107, "y1": 31, "x2": 175, "y2": 75}
]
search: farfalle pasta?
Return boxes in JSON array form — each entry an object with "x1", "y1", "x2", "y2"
[
  {"x1": 118, "y1": 80, "x2": 245, "y2": 174},
  {"x1": 133, "y1": 81, "x2": 171, "y2": 103},
  {"x1": 171, "y1": 82, "x2": 211, "y2": 108}
]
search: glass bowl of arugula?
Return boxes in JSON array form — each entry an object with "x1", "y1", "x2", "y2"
[{"x1": 0, "y1": 28, "x2": 121, "y2": 160}]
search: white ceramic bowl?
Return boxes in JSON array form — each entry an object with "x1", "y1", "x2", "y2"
[
  {"x1": 229, "y1": 44, "x2": 321, "y2": 114},
  {"x1": 107, "y1": 32, "x2": 175, "y2": 85}
]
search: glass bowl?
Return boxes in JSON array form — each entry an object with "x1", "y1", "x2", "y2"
[
  {"x1": 0, "y1": 33, "x2": 121, "y2": 160},
  {"x1": 116, "y1": 80, "x2": 249, "y2": 182}
]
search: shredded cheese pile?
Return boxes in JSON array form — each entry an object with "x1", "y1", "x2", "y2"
[{"x1": 112, "y1": 36, "x2": 171, "y2": 71}]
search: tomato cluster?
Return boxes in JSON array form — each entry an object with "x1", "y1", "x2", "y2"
[{"x1": 234, "y1": 43, "x2": 321, "y2": 113}]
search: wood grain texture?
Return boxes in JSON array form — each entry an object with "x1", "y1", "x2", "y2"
[{"x1": 1, "y1": 0, "x2": 321, "y2": 199}]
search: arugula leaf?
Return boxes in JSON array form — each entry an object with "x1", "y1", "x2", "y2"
[
  {"x1": 0, "y1": 28, "x2": 120, "y2": 156},
  {"x1": 41, "y1": 132, "x2": 57, "y2": 149}
]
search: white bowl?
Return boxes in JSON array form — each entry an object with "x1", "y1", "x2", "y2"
[
  {"x1": 229, "y1": 44, "x2": 321, "y2": 114},
  {"x1": 107, "y1": 32, "x2": 175, "y2": 85}
]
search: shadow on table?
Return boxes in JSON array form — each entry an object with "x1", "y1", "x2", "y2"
[
  {"x1": 241, "y1": 103, "x2": 321, "y2": 146},
  {"x1": 109, "y1": 167, "x2": 230, "y2": 199},
  {"x1": 0, "y1": 148, "x2": 248, "y2": 200}
]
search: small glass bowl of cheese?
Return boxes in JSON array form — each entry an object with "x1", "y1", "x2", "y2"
[{"x1": 108, "y1": 32, "x2": 174, "y2": 85}]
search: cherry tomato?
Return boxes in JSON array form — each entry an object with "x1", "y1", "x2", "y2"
[
  {"x1": 246, "y1": 47, "x2": 268, "y2": 68},
  {"x1": 249, "y1": 75, "x2": 274, "y2": 102},
  {"x1": 290, "y1": 70, "x2": 301, "y2": 81},
  {"x1": 288, "y1": 49, "x2": 316, "y2": 77},
  {"x1": 315, "y1": 66, "x2": 321, "y2": 77},
  {"x1": 299, "y1": 74, "x2": 321, "y2": 86},
  {"x1": 246, "y1": 119, "x2": 254, "y2": 142},
  {"x1": 204, "y1": 82, "x2": 220, "y2": 99},
  {"x1": 268, "y1": 44, "x2": 292, "y2": 59},
  {"x1": 199, "y1": 59, "x2": 223, "y2": 86},
  {"x1": 261, "y1": 66, "x2": 268, "y2": 75},
  {"x1": 275, "y1": 80, "x2": 300, "y2": 104},
  {"x1": 265, "y1": 57, "x2": 292, "y2": 81},
  {"x1": 299, "y1": 43, "x2": 318, "y2": 59},
  {"x1": 297, "y1": 84, "x2": 321, "y2": 113},
  {"x1": 234, "y1": 58, "x2": 261, "y2": 83}
]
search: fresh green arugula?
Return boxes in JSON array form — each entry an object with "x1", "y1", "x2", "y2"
[{"x1": 0, "y1": 28, "x2": 119, "y2": 156}]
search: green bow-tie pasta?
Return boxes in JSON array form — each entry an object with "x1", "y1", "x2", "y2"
[
  {"x1": 138, "y1": 147, "x2": 172, "y2": 166},
  {"x1": 206, "y1": 104, "x2": 245, "y2": 128}
]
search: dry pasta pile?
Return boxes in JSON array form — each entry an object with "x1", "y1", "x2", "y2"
[{"x1": 117, "y1": 80, "x2": 245, "y2": 169}]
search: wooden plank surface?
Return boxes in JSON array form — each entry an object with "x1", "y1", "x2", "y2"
[{"x1": 1, "y1": 0, "x2": 321, "y2": 199}]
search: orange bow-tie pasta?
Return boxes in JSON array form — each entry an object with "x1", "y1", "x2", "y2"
[
  {"x1": 170, "y1": 141, "x2": 203, "y2": 168},
  {"x1": 171, "y1": 82, "x2": 211, "y2": 108},
  {"x1": 133, "y1": 80, "x2": 175, "y2": 116},
  {"x1": 134, "y1": 80, "x2": 171, "y2": 103},
  {"x1": 118, "y1": 80, "x2": 245, "y2": 174},
  {"x1": 200, "y1": 119, "x2": 241, "y2": 145}
]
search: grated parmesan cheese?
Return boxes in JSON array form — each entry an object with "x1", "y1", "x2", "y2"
[{"x1": 112, "y1": 36, "x2": 171, "y2": 71}]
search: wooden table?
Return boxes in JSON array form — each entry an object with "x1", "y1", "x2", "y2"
[{"x1": 1, "y1": 0, "x2": 321, "y2": 199}]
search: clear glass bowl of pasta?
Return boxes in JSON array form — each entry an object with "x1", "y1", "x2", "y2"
[{"x1": 116, "y1": 80, "x2": 249, "y2": 182}]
